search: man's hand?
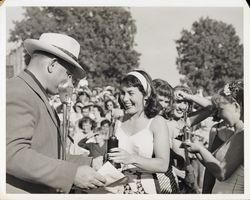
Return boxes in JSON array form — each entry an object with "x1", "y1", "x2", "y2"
[{"x1": 74, "y1": 165, "x2": 106, "y2": 189}]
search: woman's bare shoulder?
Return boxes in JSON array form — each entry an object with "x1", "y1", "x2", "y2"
[
  {"x1": 150, "y1": 115, "x2": 168, "y2": 130},
  {"x1": 152, "y1": 115, "x2": 165, "y2": 123}
]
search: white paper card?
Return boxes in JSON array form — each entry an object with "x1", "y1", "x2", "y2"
[{"x1": 98, "y1": 161, "x2": 125, "y2": 186}]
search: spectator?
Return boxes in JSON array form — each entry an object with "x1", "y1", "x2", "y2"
[
  {"x1": 78, "y1": 128, "x2": 107, "y2": 159},
  {"x1": 92, "y1": 104, "x2": 105, "y2": 128},
  {"x1": 152, "y1": 79, "x2": 173, "y2": 119},
  {"x1": 183, "y1": 80, "x2": 244, "y2": 194},
  {"x1": 77, "y1": 88, "x2": 91, "y2": 105},
  {"x1": 71, "y1": 101, "x2": 84, "y2": 124},
  {"x1": 100, "y1": 119, "x2": 111, "y2": 140},
  {"x1": 81, "y1": 104, "x2": 91, "y2": 118},
  {"x1": 153, "y1": 78, "x2": 180, "y2": 193},
  {"x1": 104, "y1": 99, "x2": 124, "y2": 122}
]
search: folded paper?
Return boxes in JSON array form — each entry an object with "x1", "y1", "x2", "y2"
[{"x1": 98, "y1": 161, "x2": 125, "y2": 186}]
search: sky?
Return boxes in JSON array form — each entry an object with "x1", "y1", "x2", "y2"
[
  {"x1": 130, "y1": 7, "x2": 243, "y2": 86},
  {"x1": 5, "y1": 6, "x2": 243, "y2": 87}
]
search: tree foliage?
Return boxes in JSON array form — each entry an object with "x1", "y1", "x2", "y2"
[
  {"x1": 175, "y1": 17, "x2": 243, "y2": 95},
  {"x1": 9, "y1": 7, "x2": 140, "y2": 87}
]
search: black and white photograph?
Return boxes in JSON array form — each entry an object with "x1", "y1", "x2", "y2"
[{"x1": 1, "y1": 0, "x2": 249, "y2": 199}]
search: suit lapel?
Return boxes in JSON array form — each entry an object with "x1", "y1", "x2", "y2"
[{"x1": 18, "y1": 71, "x2": 60, "y2": 129}]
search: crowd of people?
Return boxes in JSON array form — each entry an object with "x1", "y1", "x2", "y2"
[
  {"x1": 6, "y1": 33, "x2": 244, "y2": 195},
  {"x1": 50, "y1": 69, "x2": 244, "y2": 194}
]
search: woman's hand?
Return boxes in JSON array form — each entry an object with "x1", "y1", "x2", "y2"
[
  {"x1": 182, "y1": 140, "x2": 203, "y2": 153},
  {"x1": 108, "y1": 148, "x2": 135, "y2": 165},
  {"x1": 174, "y1": 90, "x2": 191, "y2": 101}
]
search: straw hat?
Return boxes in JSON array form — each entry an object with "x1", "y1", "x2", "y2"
[{"x1": 24, "y1": 33, "x2": 87, "y2": 78}]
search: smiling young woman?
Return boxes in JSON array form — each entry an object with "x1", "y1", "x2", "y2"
[{"x1": 106, "y1": 69, "x2": 171, "y2": 194}]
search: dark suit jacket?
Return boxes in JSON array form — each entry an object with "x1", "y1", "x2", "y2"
[{"x1": 6, "y1": 71, "x2": 91, "y2": 193}]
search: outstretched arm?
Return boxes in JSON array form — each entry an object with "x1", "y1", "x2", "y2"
[
  {"x1": 174, "y1": 90, "x2": 215, "y2": 127},
  {"x1": 174, "y1": 90, "x2": 212, "y2": 108},
  {"x1": 183, "y1": 131, "x2": 243, "y2": 181},
  {"x1": 188, "y1": 107, "x2": 214, "y2": 127}
]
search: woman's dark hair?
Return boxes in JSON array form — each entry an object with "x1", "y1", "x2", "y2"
[
  {"x1": 120, "y1": 70, "x2": 161, "y2": 118},
  {"x1": 93, "y1": 104, "x2": 105, "y2": 117},
  {"x1": 73, "y1": 100, "x2": 84, "y2": 112},
  {"x1": 100, "y1": 119, "x2": 111, "y2": 127},
  {"x1": 78, "y1": 116, "x2": 96, "y2": 130},
  {"x1": 153, "y1": 79, "x2": 173, "y2": 98},
  {"x1": 212, "y1": 79, "x2": 244, "y2": 121},
  {"x1": 104, "y1": 99, "x2": 116, "y2": 110}
]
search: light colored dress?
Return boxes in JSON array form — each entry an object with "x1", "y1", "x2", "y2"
[{"x1": 115, "y1": 119, "x2": 157, "y2": 194}]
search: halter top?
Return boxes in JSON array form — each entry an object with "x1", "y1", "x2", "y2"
[{"x1": 115, "y1": 119, "x2": 154, "y2": 168}]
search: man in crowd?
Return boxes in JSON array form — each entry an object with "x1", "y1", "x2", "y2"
[{"x1": 6, "y1": 33, "x2": 106, "y2": 193}]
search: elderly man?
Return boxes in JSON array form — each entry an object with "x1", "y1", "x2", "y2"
[{"x1": 6, "y1": 33, "x2": 106, "y2": 193}]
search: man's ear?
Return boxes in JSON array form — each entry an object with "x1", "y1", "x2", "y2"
[{"x1": 47, "y1": 58, "x2": 57, "y2": 73}]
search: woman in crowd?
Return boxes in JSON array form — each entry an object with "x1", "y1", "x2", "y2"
[
  {"x1": 77, "y1": 88, "x2": 91, "y2": 106},
  {"x1": 183, "y1": 80, "x2": 244, "y2": 193},
  {"x1": 108, "y1": 70, "x2": 170, "y2": 194},
  {"x1": 76, "y1": 116, "x2": 96, "y2": 144},
  {"x1": 100, "y1": 119, "x2": 111, "y2": 140},
  {"x1": 104, "y1": 98, "x2": 124, "y2": 122},
  {"x1": 165, "y1": 85, "x2": 200, "y2": 193},
  {"x1": 152, "y1": 79, "x2": 173, "y2": 119},
  {"x1": 91, "y1": 104, "x2": 106, "y2": 128},
  {"x1": 171, "y1": 85, "x2": 222, "y2": 193},
  {"x1": 153, "y1": 78, "x2": 180, "y2": 193},
  {"x1": 70, "y1": 101, "x2": 84, "y2": 123}
]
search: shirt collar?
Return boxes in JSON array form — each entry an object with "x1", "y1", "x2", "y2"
[{"x1": 24, "y1": 69, "x2": 49, "y2": 100}]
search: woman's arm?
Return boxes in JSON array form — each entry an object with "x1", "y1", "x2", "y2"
[
  {"x1": 174, "y1": 90, "x2": 212, "y2": 107},
  {"x1": 174, "y1": 90, "x2": 215, "y2": 126},
  {"x1": 188, "y1": 107, "x2": 214, "y2": 127},
  {"x1": 77, "y1": 132, "x2": 95, "y2": 148},
  {"x1": 172, "y1": 138, "x2": 186, "y2": 161},
  {"x1": 184, "y1": 131, "x2": 243, "y2": 181},
  {"x1": 109, "y1": 115, "x2": 170, "y2": 173}
]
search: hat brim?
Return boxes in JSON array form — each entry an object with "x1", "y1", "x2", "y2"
[{"x1": 24, "y1": 39, "x2": 87, "y2": 79}]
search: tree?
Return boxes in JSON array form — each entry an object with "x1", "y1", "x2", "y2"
[
  {"x1": 175, "y1": 17, "x2": 243, "y2": 95},
  {"x1": 9, "y1": 7, "x2": 140, "y2": 88}
]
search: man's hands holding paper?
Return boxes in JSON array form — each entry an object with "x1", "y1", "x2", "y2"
[
  {"x1": 74, "y1": 165, "x2": 106, "y2": 189},
  {"x1": 98, "y1": 161, "x2": 127, "y2": 187}
]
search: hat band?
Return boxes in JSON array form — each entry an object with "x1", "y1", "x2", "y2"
[
  {"x1": 127, "y1": 71, "x2": 151, "y2": 97},
  {"x1": 52, "y1": 45, "x2": 78, "y2": 62}
]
